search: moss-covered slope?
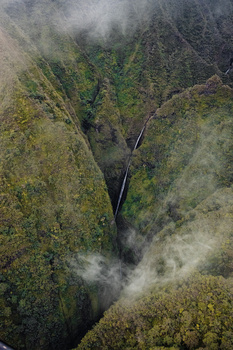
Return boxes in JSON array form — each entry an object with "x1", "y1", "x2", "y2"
[
  {"x1": 72, "y1": 0, "x2": 233, "y2": 142},
  {"x1": 77, "y1": 274, "x2": 233, "y2": 350},
  {"x1": 0, "y1": 25, "x2": 117, "y2": 350},
  {"x1": 4, "y1": 0, "x2": 233, "y2": 207},
  {"x1": 123, "y1": 76, "x2": 233, "y2": 235},
  {"x1": 76, "y1": 76, "x2": 233, "y2": 349},
  {"x1": 1, "y1": 0, "x2": 233, "y2": 349}
]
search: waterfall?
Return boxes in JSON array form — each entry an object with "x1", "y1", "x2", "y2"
[
  {"x1": 133, "y1": 123, "x2": 147, "y2": 151},
  {"x1": 114, "y1": 115, "x2": 153, "y2": 219},
  {"x1": 114, "y1": 159, "x2": 131, "y2": 219}
]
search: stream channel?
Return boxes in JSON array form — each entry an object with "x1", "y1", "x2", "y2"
[{"x1": 114, "y1": 114, "x2": 153, "y2": 219}]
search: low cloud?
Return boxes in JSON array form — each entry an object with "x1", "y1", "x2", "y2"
[
  {"x1": 62, "y1": 0, "x2": 154, "y2": 41},
  {"x1": 69, "y1": 253, "x2": 123, "y2": 308}
]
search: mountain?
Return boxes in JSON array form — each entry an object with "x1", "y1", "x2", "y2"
[
  {"x1": 76, "y1": 76, "x2": 233, "y2": 349},
  {"x1": 0, "y1": 2, "x2": 118, "y2": 349},
  {"x1": 0, "y1": 0, "x2": 233, "y2": 349}
]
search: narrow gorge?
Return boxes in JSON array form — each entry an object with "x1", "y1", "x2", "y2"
[
  {"x1": 1, "y1": 1, "x2": 233, "y2": 350},
  {"x1": 114, "y1": 114, "x2": 152, "y2": 219}
]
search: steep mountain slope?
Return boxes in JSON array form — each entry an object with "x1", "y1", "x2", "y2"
[
  {"x1": 76, "y1": 76, "x2": 233, "y2": 349},
  {"x1": 0, "y1": 4, "x2": 117, "y2": 349},
  {"x1": 123, "y1": 76, "x2": 233, "y2": 236},
  {"x1": 0, "y1": 0, "x2": 233, "y2": 349},
  {"x1": 77, "y1": 274, "x2": 233, "y2": 349},
  {"x1": 68, "y1": 0, "x2": 233, "y2": 209},
  {"x1": 3, "y1": 0, "x2": 233, "y2": 207}
]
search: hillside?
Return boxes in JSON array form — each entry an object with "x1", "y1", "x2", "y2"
[
  {"x1": 77, "y1": 76, "x2": 233, "y2": 349},
  {"x1": 0, "y1": 0, "x2": 233, "y2": 349},
  {"x1": 0, "y1": 2, "x2": 118, "y2": 349}
]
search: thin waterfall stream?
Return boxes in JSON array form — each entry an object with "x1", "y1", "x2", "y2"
[{"x1": 114, "y1": 114, "x2": 153, "y2": 219}]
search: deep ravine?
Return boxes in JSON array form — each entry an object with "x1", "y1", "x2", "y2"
[{"x1": 114, "y1": 113, "x2": 155, "y2": 219}]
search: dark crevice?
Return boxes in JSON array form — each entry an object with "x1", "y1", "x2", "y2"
[{"x1": 110, "y1": 113, "x2": 155, "y2": 277}]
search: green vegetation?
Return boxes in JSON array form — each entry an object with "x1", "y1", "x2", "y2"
[
  {"x1": 77, "y1": 274, "x2": 233, "y2": 349},
  {"x1": 123, "y1": 76, "x2": 233, "y2": 236},
  {"x1": 77, "y1": 77, "x2": 233, "y2": 349},
  {"x1": 0, "y1": 0, "x2": 233, "y2": 349},
  {"x1": 0, "y1": 67, "x2": 117, "y2": 349}
]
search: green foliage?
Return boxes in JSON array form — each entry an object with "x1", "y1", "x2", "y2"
[
  {"x1": 1, "y1": 1, "x2": 233, "y2": 349},
  {"x1": 77, "y1": 274, "x2": 233, "y2": 350},
  {"x1": 0, "y1": 68, "x2": 117, "y2": 349},
  {"x1": 123, "y1": 77, "x2": 233, "y2": 237}
]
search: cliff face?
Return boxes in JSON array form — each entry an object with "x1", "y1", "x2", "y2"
[
  {"x1": 3, "y1": 0, "x2": 233, "y2": 207},
  {"x1": 76, "y1": 76, "x2": 233, "y2": 350},
  {"x1": 0, "y1": 0, "x2": 233, "y2": 349},
  {"x1": 0, "y1": 3, "x2": 117, "y2": 349},
  {"x1": 123, "y1": 76, "x2": 233, "y2": 235},
  {"x1": 122, "y1": 75, "x2": 233, "y2": 278}
]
